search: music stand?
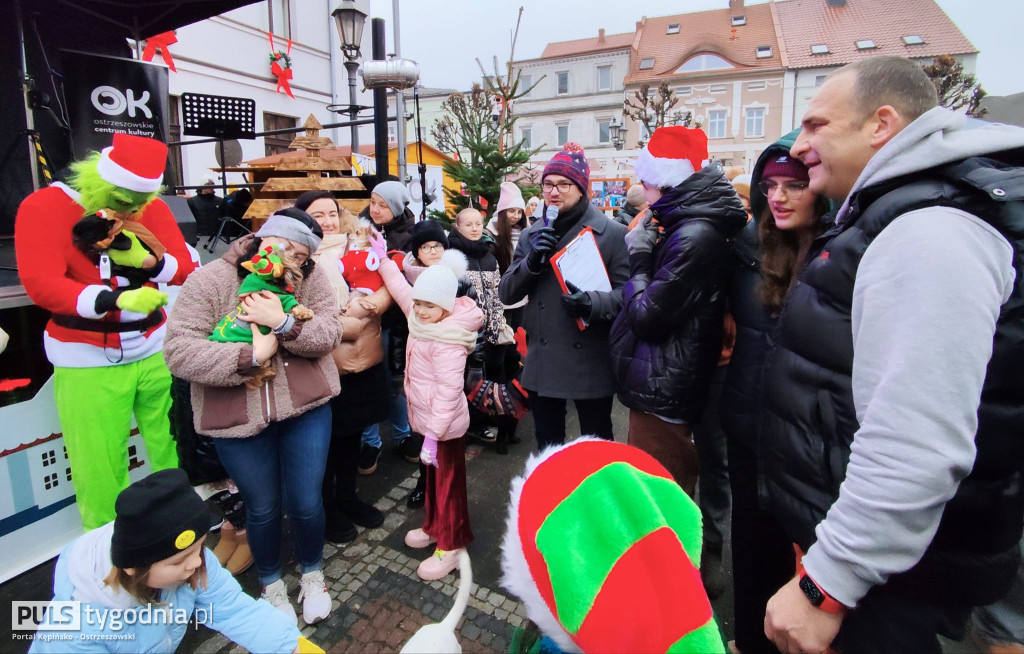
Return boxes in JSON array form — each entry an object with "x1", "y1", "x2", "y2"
[{"x1": 182, "y1": 93, "x2": 256, "y2": 251}]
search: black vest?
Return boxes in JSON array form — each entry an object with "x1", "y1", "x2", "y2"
[{"x1": 760, "y1": 154, "x2": 1024, "y2": 605}]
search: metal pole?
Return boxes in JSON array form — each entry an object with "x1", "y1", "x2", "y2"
[
  {"x1": 371, "y1": 18, "x2": 389, "y2": 182},
  {"x1": 344, "y1": 59, "x2": 360, "y2": 156},
  {"x1": 14, "y1": 0, "x2": 40, "y2": 190},
  {"x1": 414, "y1": 85, "x2": 427, "y2": 220},
  {"x1": 392, "y1": 0, "x2": 407, "y2": 184}
]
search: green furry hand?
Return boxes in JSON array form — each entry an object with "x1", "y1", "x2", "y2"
[
  {"x1": 116, "y1": 287, "x2": 168, "y2": 314},
  {"x1": 107, "y1": 231, "x2": 150, "y2": 268}
]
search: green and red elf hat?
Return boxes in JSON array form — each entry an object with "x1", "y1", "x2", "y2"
[{"x1": 501, "y1": 438, "x2": 724, "y2": 654}]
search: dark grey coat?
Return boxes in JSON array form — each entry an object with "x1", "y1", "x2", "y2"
[{"x1": 499, "y1": 202, "x2": 629, "y2": 398}]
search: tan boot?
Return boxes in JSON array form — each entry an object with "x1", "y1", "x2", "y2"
[
  {"x1": 212, "y1": 525, "x2": 239, "y2": 566},
  {"x1": 226, "y1": 531, "x2": 254, "y2": 575}
]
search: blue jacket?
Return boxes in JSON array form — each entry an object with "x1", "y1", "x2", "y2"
[{"x1": 30, "y1": 524, "x2": 301, "y2": 653}]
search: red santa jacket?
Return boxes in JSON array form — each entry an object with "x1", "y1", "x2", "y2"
[{"x1": 14, "y1": 183, "x2": 196, "y2": 367}]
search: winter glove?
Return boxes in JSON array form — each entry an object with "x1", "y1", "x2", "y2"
[
  {"x1": 561, "y1": 281, "x2": 593, "y2": 320},
  {"x1": 625, "y1": 214, "x2": 661, "y2": 274},
  {"x1": 420, "y1": 436, "x2": 439, "y2": 468},
  {"x1": 368, "y1": 228, "x2": 388, "y2": 260},
  {"x1": 115, "y1": 287, "x2": 168, "y2": 314},
  {"x1": 525, "y1": 226, "x2": 559, "y2": 273},
  {"x1": 107, "y1": 230, "x2": 152, "y2": 268}
]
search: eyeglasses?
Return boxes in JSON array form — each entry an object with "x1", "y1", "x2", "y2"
[
  {"x1": 542, "y1": 181, "x2": 575, "y2": 193},
  {"x1": 419, "y1": 243, "x2": 445, "y2": 253},
  {"x1": 758, "y1": 180, "x2": 808, "y2": 200}
]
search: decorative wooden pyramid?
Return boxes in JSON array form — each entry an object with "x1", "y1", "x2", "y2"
[{"x1": 244, "y1": 114, "x2": 368, "y2": 228}]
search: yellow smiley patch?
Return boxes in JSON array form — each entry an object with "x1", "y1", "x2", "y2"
[{"x1": 175, "y1": 529, "x2": 196, "y2": 550}]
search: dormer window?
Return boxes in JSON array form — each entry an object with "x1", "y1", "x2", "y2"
[
  {"x1": 902, "y1": 35, "x2": 925, "y2": 45},
  {"x1": 667, "y1": 24, "x2": 680, "y2": 35},
  {"x1": 756, "y1": 45, "x2": 773, "y2": 58},
  {"x1": 639, "y1": 57, "x2": 655, "y2": 70},
  {"x1": 855, "y1": 39, "x2": 877, "y2": 50},
  {"x1": 732, "y1": 15, "x2": 746, "y2": 26},
  {"x1": 811, "y1": 44, "x2": 830, "y2": 55}
]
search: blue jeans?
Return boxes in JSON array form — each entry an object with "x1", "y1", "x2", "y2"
[
  {"x1": 362, "y1": 327, "x2": 410, "y2": 448},
  {"x1": 214, "y1": 403, "x2": 331, "y2": 585}
]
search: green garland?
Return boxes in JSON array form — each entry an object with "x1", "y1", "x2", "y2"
[{"x1": 269, "y1": 51, "x2": 291, "y2": 69}]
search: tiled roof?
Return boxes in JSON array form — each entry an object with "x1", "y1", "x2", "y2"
[
  {"x1": 774, "y1": 0, "x2": 976, "y2": 69},
  {"x1": 536, "y1": 31, "x2": 635, "y2": 60},
  {"x1": 627, "y1": 3, "x2": 782, "y2": 83}
]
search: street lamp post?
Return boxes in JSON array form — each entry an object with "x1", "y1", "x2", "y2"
[
  {"x1": 332, "y1": 0, "x2": 367, "y2": 155},
  {"x1": 610, "y1": 116, "x2": 625, "y2": 151}
]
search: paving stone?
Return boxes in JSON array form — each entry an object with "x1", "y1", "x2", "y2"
[
  {"x1": 480, "y1": 630, "x2": 495, "y2": 647},
  {"x1": 430, "y1": 604, "x2": 447, "y2": 621},
  {"x1": 468, "y1": 598, "x2": 489, "y2": 613},
  {"x1": 388, "y1": 487, "x2": 407, "y2": 500},
  {"x1": 343, "y1": 542, "x2": 371, "y2": 558},
  {"x1": 494, "y1": 608, "x2": 509, "y2": 620},
  {"x1": 349, "y1": 562, "x2": 365, "y2": 575},
  {"x1": 507, "y1": 614, "x2": 523, "y2": 628},
  {"x1": 338, "y1": 590, "x2": 353, "y2": 603},
  {"x1": 324, "y1": 559, "x2": 347, "y2": 578},
  {"x1": 400, "y1": 476, "x2": 418, "y2": 489},
  {"x1": 474, "y1": 613, "x2": 490, "y2": 629},
  {"x1": 322, "y1": 544, "x2": 337, "y2": 558},
  {"x1": 492, "y1": 635, "x2": 508, "y2": 651},
  {"x1": 193, "y1": 632, "x2": 229, "y2": 654},
  {"x1": 501, "y1": 598, "x2": 517, "y2": 612},
  {"x1": 331, "y1": 582, "x2": 344, "y2": 592},
  {"x1": 430, "y1": 580, "x2": 443, "y2": 590},
  {"x1": 367, "y1": 563, "x2": 379, "y2": 573},
  {"x1": 366, "y1": 528, "x2": 389, "y2": 541},
  {"x1": 373, "y1": 545, "x2": 385, "y2": 555},
  {"x1": 357, "y1": 570, "x2": 372, "y2": 582},
  {"x1": 514, "y1": 603, "x2": 528, "y2": 618},
  {"x1": 367, "y1": 579, "x2": 380, "y2": 590},
  {"x1": 227, "y1": 645, "x2": 247, "y2": 654},
  {"x1": 374, "y1": 497, "x2": 396, "y2": 512},
  {"x1": 382, "y1": 549, "x2": 398, "y2": 560},
  {"x1": 383, "y1": 512, "x2": 407, "y2": 530},
  {"x1": 476, "y1": 588, "x2": 490, "y2": 602},
  {"x1": 301, "y1": 625, "x2": 316, "y2": 637},
  {"x1": 461, "y1": 622, "x2": 482, "y2": 640},
  {"x1": 386, "y1": 561, "x2": 402, "y2": 573},
  {"x1": 340, "y1": 573, "x2": 353, "y2": 585},
  {"x1": 487, "y1": 593, "x2": 505, "y2": 607},
  {"x1": 347, "y1": 580, "x2": 361, "y2": 592}
]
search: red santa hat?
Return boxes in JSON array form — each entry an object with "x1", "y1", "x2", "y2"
[
  {"x1": 632, "y1": 126, "x2": 708, "y2": 189},
  {"x1": 95, "y1": 133, "x2": 168, "y2": 193}
]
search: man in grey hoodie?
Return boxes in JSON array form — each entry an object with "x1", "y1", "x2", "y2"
[{"x1": 761, "y1": 56, "x2": 1024, "y2": 653}]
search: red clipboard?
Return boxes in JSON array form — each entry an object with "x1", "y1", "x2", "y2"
[{"x1": 550, "y1": 226, "x2": 612, "y2": 331}]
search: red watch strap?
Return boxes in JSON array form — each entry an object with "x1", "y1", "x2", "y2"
[{"x1": 794, "y1": 544, "x2": 848, "y2": 615}]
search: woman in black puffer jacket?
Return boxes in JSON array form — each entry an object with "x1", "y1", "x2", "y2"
[
  {"x1": 609, "y1": 126, "x2": 747, "y2": 497},
  {"x1": 720, "y1": 129, "x2": 831, "y2": 654}
]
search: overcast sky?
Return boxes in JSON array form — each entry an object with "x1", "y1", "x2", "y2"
[{"x1": 368, "y1": 0, "x2": 1019, "y2": 97}]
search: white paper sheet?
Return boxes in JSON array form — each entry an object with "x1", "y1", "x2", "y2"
[{"x1": 554, "y1": 229, "x2": 611, "y2": 293}]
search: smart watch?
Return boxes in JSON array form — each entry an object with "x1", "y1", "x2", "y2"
[{"x1": 798, "y1": 573, "x2": 847, "y2": 615}]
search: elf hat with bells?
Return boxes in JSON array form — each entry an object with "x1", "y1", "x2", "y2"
[
  {"x1": 241, "y1": 245, "x2": 289, "y2": 290},
  {"x1": 501, "y1": 438, "x2": 724, "y2": 654}
]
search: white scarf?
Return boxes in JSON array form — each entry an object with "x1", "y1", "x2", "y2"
[{"x1": 407, "y1": 313, "x2": 477, "y2": 352}]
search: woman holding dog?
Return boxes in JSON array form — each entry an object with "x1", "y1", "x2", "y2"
[
  {"x1": 164, "y1": 208, "x2": 339, "y2": 627},
  {"x1": 296, "y1": 190, "x2": 389, "y2": 544}
]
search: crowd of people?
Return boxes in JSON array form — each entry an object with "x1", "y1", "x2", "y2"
[{"x1": 14, "y1": 55, "x2": 1024, "y2": 653}]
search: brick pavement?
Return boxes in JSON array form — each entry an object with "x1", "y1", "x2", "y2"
[{"x1": 180, "y1": 472, "x2": 528, "y2": 654}]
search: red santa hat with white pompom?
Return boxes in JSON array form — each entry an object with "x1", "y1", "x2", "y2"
[
  {"x1": 95, "y1": 133, "x2": 168, "y2": 193},
  {"x1": 632, "y1": 126, "x2": 709, "y2": 189}
]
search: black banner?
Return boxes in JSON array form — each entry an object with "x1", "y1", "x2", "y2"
[{"x1": 60, "y1": 50, "x2": 169, "y2": 157}]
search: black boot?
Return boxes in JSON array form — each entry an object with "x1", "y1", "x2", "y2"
[
  {"x1": 407, "y1": 463, "x2": 426, "y2": 509},
  {"x1": 325, "y1": 509, "x2": 358, "y2": 544},
  {"x1": 335, "y1": 428, "x2": 384, "y2": 528}
]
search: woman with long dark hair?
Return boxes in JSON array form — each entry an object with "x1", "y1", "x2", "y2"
[
  {"x1": 720, "y1": 130, "x2": 831, "y2": 654},
  {"x1": 488, "y1": 182, "x2": 530, "y2": 330}
]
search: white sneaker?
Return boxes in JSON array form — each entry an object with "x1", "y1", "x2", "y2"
[
  {"x1": 261, "y1": 579, "x2": 297, "y2": 625},
  {"x1": 298, "y1": 570, "x2": 331, "y2": 624}
]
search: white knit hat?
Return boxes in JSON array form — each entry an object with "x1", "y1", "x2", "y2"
[
  {"x1": 495, "y1": 181, "x2": 526, "y2": 213},
  {"x1": 412, "y1": 264, "x2": 458, "y2": 312}
]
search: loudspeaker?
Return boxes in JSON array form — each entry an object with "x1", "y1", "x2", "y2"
[{"x1": 160, "y1": 194, "x2": 197, "y2": 246}]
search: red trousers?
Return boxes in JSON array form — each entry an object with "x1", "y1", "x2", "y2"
[{"x1": 421, "y1": 437, "x2": 473, "y2": 550}]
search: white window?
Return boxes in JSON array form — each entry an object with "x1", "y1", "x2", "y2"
[
  {"x1": 557, "y1": 124, "x2": 569, "y2": 146},
  {"x1": 521, "y1": 127, "x2": 532, "y2": 149},
  {"x1": 269, "y1": 0, "x2": 291, "y2": 39},
  {"x1": 677, "y1": 86, "x2": 692, "y2": 96},
  {"x1": 815, "y1": 75, "x2": 827, "y2": 86},
  {"x1": 520, "y1": 73, "x2": 533, "y2": 98},
  {"x1": 387, "y1": 122, "x2": 396, "y2": 143},
  {"x1": 745, "y1": 107, "x2": 765, "y2": 138},
  {"x1": 856, "y1": 39, "x2": 877, "y2": 50},
  {"x1": 639, "y1": 57, "x2": 655, "y2": 70},
  {"x1": 676, "y1": 54, "x2": 734, "y2": 74},
  {"x1": 667, "y1": 23, "x2": 680, "y2": 35},
  {"x1": 639, "y1": 122, "x2": 651, "y2": 141},
  {"x1": 598, "y1": 65, "x2": 612, "y2": 91},
  {"x1": 747, "y1": 81, "x2": 766, "y2": 91},
  {"x1": 902, "y1": 35, "x2": 925, "y2": 45},
  {"x1": 732, "y1": 15, "x2": 746, "y2": 26},
  {"x1": 811, "y1": 44, "x2": 830, "y2": 55},
  {"x1": 598, "y1": 119, "x2": 611, "y2": 144},
  {"x1": 710, "y1": 84, "x2": 728, "y2": 94},
  {"x1": 756, "y1": 45, "x2": 773, "y2": 59},
  {"x1": 707, "y1": 110, "x2": 727, "y2": 139},
  {"x1": 556, "y1": 71, "x2": 569, "y2": 95}
]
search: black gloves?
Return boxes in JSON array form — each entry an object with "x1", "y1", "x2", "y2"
[
  {"x1": 526, "y1": 226, "x2": 559, "y2": 273},
  {"x1": 561, "y1": 281, "x2": 592, "y2": 319}
]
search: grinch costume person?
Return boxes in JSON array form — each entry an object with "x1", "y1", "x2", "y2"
[{"x1": 14, "y1": 133, "x2": 197, "y2": 530}]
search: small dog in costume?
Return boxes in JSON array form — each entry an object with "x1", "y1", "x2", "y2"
[
  {"x1": 338, "y1": 218, "x2": 386, "y2": 314},
  {"x1": 209, "y1": 244, "x2": 314, "y2": 387},
  {"x1": 501, "y1": 438, "x2": 725, "y2": 654}
]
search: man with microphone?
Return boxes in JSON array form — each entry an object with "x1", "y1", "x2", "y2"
[{"x1": 499, "y1": 142, "x2": 629, "y2": 449}]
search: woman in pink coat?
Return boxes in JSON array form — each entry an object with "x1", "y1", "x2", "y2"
[{"x1": 377, "y1": 239, "x2": 484, "y2": 580}]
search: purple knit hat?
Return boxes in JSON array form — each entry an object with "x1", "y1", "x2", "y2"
[{"x1": 542, "y1": 143, "x2": 590, "y2": 194}]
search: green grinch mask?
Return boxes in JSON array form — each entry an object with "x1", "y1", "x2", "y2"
[{"x1": 68, "y1": 152, "x2": 161, "y2": 216}]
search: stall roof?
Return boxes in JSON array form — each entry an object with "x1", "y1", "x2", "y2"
[{"x1": 43, "y1": 0, "x2": 263, "y2": 39}]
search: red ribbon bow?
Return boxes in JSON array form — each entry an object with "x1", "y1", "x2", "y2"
[
  {"x1": 142, "y1": 31, "x2": 177, "y2": 72},
  {"x1": 271, "y1": 60, "x2": 294, "y2": 98}
]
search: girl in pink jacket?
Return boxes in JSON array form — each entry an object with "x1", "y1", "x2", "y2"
[{"x1": 378, "y1": 248, "x2": 484, "y2": 580}]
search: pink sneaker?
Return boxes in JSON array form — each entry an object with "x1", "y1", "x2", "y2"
[
  {"x1": 417, "y1": 547, "x2": 463, "y2": 581},
  {"x1": 405, "y1": 527, "x2": 436, "y2": 549}
]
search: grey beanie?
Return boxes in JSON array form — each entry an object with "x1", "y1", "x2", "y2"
[
  {"x1": 372, "y1": 181, "x2": 411, "y2": 219},
  {"x1": 255, "y1": 213, "x2": 322, "y2": 253}
]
